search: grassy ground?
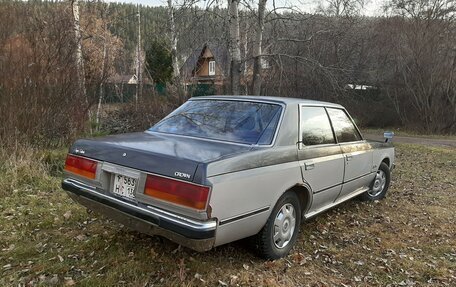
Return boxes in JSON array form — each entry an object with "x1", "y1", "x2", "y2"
[{"x1": 0, "y1": 144, "x2": 455, "y2": 286}]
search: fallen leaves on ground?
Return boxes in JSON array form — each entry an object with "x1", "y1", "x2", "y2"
[{"x1": 0, "y1": 144, "x2": 455, "y2": 286}]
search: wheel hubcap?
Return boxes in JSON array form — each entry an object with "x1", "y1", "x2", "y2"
[
  {"x1": 369, "y1": 170, "x2": 386, "y2": 197},
  {"x1": 273, "y1": 203, "x2": 296, "y2": 249}
]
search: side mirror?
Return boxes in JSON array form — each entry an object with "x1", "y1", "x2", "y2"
[{"x1": 384, "y1": 131, "x2": 394, "y2": 143}]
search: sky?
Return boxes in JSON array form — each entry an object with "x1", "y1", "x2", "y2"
[{"x1": 104, "y1": 0, "x2": 385, "y2": 16}]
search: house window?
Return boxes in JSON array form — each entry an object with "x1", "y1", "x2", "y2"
[
  {"x1": 261, "y1": 58, "x2": 270, "y2": 69},
  {"x1": 208, "y1": 61, "x2": 216, "y2": 76}
]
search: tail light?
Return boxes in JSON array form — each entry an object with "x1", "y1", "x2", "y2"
[
  {"x1": 144, "y1": 175, "x2": 210, "y2": 210},
  {"x1": 64, "y1": 154, "x2": 98, "y2": 179}
]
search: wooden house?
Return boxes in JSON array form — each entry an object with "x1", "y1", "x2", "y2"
[
  {"x1": 180, "y1": 43, "x2": 273, "y2": 95},
  {"x1": 180, "y1": 43, "x2": 229, "y2": 94}
]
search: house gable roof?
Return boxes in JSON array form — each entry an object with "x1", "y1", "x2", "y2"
[{"x1": 180, "y1": 43, "x2": 229, "y2": 78}]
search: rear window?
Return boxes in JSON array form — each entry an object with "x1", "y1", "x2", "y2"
[{"x1": 149, "y1": 100, "x2": 282, "y2": 145}]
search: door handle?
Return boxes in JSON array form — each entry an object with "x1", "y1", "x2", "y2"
[
  {"x1": 346, "y1": 155, "x2": 353, "y2": 161},
  {"x1": 305, "y1": 162, "x2": 315, "y2": 170}
]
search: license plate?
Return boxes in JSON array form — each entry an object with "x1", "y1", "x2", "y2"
[{"x1": 112, "y1": 174, "x2": 137, "y2": 199}]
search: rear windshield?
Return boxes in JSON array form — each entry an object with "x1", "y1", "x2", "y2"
[{"x1": 149, "y1": 100, "x2": 282, "y2": 145}]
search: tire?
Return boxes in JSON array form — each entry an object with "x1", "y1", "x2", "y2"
[
  {"x1": 360, "y1": 162, "x2": 391, "y2": 201},
  {"x1": 254, "y1": 192, "x2": 301, "y2": 259}
]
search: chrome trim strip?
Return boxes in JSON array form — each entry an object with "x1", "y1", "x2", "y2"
[
  {"x1": 337, "y1": 140, "x2": 369, "y2": 146},
  {"x1": 304, "y1": 187, "x2": 368, "y2": 219},
  {"x1": 219, "y1": 206, "x2": 270, "y2": 226},
  {"x1": 63, "y1": 179, "x2": 217, "y2": 231},
  {"x1": 310, "y1": 171, "x2": 374, "y2": 194},
  {"x1": 144, "y1": 205, "x2": 215, "y2": 230},
  {"x1": 312, "y1": 183, "x2": 342, "y2": 195},
  {"x1": 343, "y1": 172, "x2": 374, "y2": 185}
]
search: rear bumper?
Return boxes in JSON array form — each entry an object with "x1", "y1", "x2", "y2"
[{"x1": 62, "y1": 179, "x2": 217, "y2": 251}]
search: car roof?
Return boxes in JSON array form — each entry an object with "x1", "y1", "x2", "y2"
[{"x1": 189, "y1": 95, "x2": 344, "y2": 108}]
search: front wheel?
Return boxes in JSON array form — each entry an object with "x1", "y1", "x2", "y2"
[
  {"x1": 255, "y1": 192, "x2": 301, "y2": 259},
  {"x1": 360, "y1": 162, "x2": 391, "y2": 201}
]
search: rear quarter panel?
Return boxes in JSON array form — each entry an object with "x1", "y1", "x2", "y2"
[
  {"x1": 206, "y1": 146, "x2": 302, "y2": 246},
  {"x1": 369, "y1": 141, "x2": 395, "y2": 169}
]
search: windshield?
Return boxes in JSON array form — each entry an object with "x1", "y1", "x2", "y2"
[{"x1": 149, "y1": 100, "x2": 282, "y2": 145}]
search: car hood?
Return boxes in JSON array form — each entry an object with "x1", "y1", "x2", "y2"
[{"x1": 69, "y1": 132, "x2": 252, "y2": 182}]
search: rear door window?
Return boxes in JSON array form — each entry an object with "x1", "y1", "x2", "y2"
[
  {"x1": 327, "y1": 108, "x2": 361, "y2": 143},
  {"x1": 300, "y1": 106, "x2": 335, "y2": 146}
]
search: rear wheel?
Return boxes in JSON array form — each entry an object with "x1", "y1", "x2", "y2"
[
  {"x1": 255, "y1": 192, "x2": 301, "y2": 259},
  {"x1": 361, "y1": 162, "x2": 391, "y2": 201}
]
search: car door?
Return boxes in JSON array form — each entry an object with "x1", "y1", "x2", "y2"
[
  {"x1": 326, "y1": 108, "x2": 374, "y2": 200},
  {"x1": 297, "y1": 106, "x2": 345, "y2": 215}
]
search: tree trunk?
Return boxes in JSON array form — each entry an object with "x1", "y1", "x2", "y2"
[
  {"x1": 242, "y1": 21, "x2": 249, "y2": 95},
  {"x1": 167, "y1": 0, "x2": 185, "y2": 101},
  {"x1": 168, "y1": 0, "x2": 179, "y2": 79},
  {"x1": 71, "y1": 0, "x2": 90, "y2": 126},
  {"x1": 96, "y1": 44, "x2": 108, "y2": 130},
  {"x1": 251, "y1": 0, "x2": 267, "y2": 95},
  {"x1": 228, "y1": 0, "x2": 241, "y2": 95},
  {"x1": 135, "y1": 4, "x2": 142, "y2": 109}
]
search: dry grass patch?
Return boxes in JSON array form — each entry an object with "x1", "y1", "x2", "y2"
[{"x1": 0, "y1": 143, "x2": 455, "y2": 286}]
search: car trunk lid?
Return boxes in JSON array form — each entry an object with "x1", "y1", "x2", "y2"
[{"x1": 69, "y1": 132, "x2": 252, "y2": 183}]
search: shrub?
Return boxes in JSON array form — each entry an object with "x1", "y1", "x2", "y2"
[{"x1": 100, "y1": 96, "x2": 178, "y2": 134}]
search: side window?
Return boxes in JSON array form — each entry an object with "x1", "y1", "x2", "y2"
[
  {"x1": 327, "y1": 108, "x2": 361, "y2": 143},
  {"x1": 301, "y1": 107, "x2": 335, "y2": 146}
]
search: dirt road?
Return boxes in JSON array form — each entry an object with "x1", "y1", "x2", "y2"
[{"x1": 364, "y1": 133, "x2": 456, "y2": 148}]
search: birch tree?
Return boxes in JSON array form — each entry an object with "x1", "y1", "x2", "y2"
[
  {"x1": 95, "y1": 44, "x2": 108, "y2": 129},
  {"x1": 251, "y1": 0, "x2": 267, "y2": 95},
  {"x1": 228, "y1": 0, "x2": 242, "y2": 95},
  {"x1": 95, "y1": 3, "x2": 109, "y2": 129},
  {"x1": 71, "y1": 0, "x2": 89, "y2": 121},
  {"x1": 135, "y1": 4, "x2": 142, "y2": 108},
  {"x1": 168, "y1": 0, "x2": 179, "y2": 80}
]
